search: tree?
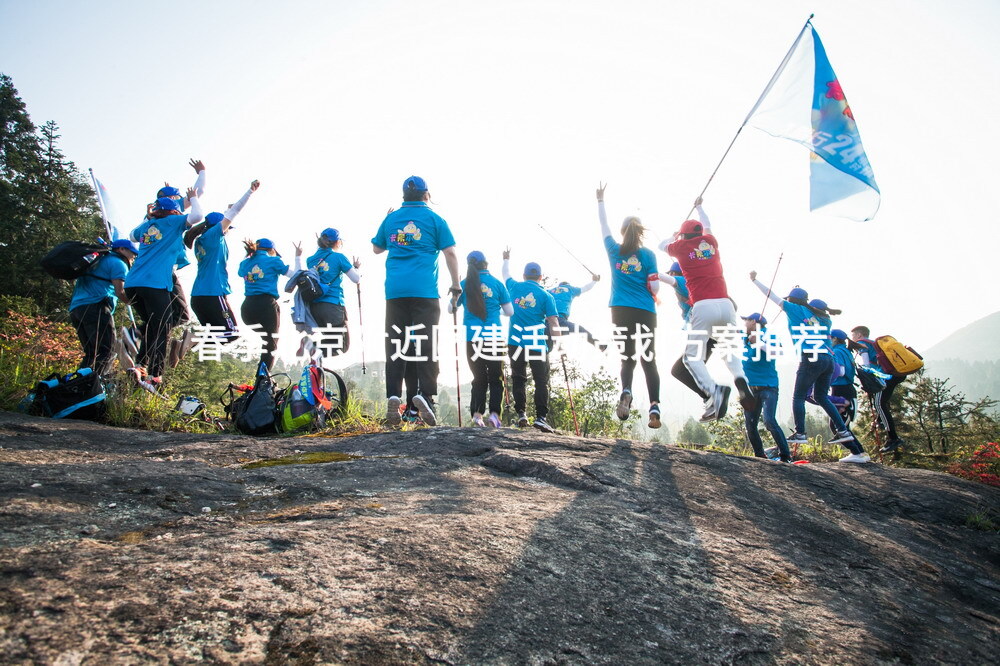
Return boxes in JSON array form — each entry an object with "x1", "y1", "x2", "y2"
[
  {"x1": 678, "y1": 417, "x2": 711, "y2": 446},
  {"x1": 905, "y1": 374, "x2": 999, "y2": 454}
]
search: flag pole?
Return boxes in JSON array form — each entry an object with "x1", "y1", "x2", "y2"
[
  {"x1": 89, "y1": 168, "x2": 114, "y2": 242},
  {"x1": 682, "y1": 14, "x2": 814, "y2": 221}
]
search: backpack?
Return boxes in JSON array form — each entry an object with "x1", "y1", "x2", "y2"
[
  {"x1": 874, "y1": 335, "x2": 924, "y2": 377},
  {"x1": 856, "y1": 364, "x2": 889, "y2": 394},
  {"x1": 292, "y1": 272, "x2": 324, "y2": 303},
  {"x1": 222, "y1": 363, "x2": 281, "y2": 435},
  {"x1": 276, "y1": 365, "x2": 349, "y2": 432},
  {"x1": 40, "y1": 241, "x2": 110, "y2": 280},
  {"x1": 28, "y1": 368, "x2": 106, "y2": 420}
]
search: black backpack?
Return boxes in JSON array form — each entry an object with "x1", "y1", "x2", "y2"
[
  {"x1": 222, "y1": 363, "x2": 282, "y2": 435},
  {"x1": 293, "y1": 272, "x2": 324, "y2": 303},
  {"x1": 40, "y1": 241, "x2": 110, "y2": 280},
  {"x1": 29, "y1": 368, "x2": 107, "y2": 420}
]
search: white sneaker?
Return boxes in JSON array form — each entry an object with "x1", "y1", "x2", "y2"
[
  {"x1": 488, "y1": 413, "x2": 503, "y2": 428},
  {"x1": 787, "y1": 432, "x2": 808, "y2": 444},
  {"x1": 471, "y1": 414, "x2": 486, "y2": 427},
  {"x1": 839, "y1": 452, "x2": 871, "y2": 464},
  {"x1": 412, "y1": 395, "x2": 437, "y2": 426},
  {"x1": 386, "y1": 396, "x2": 402, "y2": 426},
  {"x1": 616, "y1": 390, "x2": 633, "y2": 421},
  {"x1": 829, "y1": 429, "x2": 855, "y2": 444},
  {"x1": 699, "y1": 396, "x2": 716, "y2": 422}
]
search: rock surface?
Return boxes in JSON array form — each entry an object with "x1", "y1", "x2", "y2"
[{"x1": 0, "y1": 410, "x2": 998, "y2": 664}]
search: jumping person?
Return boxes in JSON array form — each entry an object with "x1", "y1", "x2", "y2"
[
  {"x1": 749, "y1": 274, "x2": 869, "y2": 463},
  {"x1": 184, "y1": 179, "x2": 261, "y2": 343},
  {"x1": 659, "y1": 260, "x2": 718, "y2": 406},
  {"x1": 502, "y1": 250, "x2": 561, "y2": 432},
  {"x1": 372, "y1": 176, "x2": 461, "y2": 427},
  {"x1": 596, "y1": 183, "x2": 661, "y2": 428},
  {"x1": 450, "y1": 250, "x2": 513, "y2": 427},
  {"x1": 69, "y1": 239, "x2": 138, "y2": 376},
  {"x1": 663, "y1": 197, "x2": 752, "y2": 422},
  {"x1": 850, "y1": 325, "x2": 905, "y2": 453},
  {"x1": 124, "y1": 188, "x2": 204, "y2": 384},
  {"x1": 740, "y1": 313, "x2": 791, "y2": 462},
  {"x1": 238, "y1": 238, "x2": 302, "y2": 370},
  {"x1": 829, "y1": 329, "x2": 858, "y2": 430},
  {"x1": 548, "y1": 275, "x2": 604, "y2": 349},
  {"x1": 306, "y1": 227, "x2": 361, "y2": 357}
]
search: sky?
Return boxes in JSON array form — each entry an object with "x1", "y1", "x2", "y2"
[{"x1": 2, "y1": 0, "x2": 999, "y2": 424}]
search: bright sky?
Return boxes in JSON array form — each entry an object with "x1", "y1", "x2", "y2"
[{"x1": 3, "y1": 0, "x2": 999, "y2": 424}]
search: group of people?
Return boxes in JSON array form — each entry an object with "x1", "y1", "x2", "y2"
[{"x1": 67, "y1": 171, "x2": 908, "y2": 460}]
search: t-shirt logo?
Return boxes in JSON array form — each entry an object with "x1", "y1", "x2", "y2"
[
  {"x1": 390, "y1": 221, "x2": 423, "y2": 246},
  {"x1": 245, "y1": 264, "x2": 265, "y2": 283},
  {"x1": 481, "y1": 284, "x2": 494, "y2": 298},
  {"x1": 551, "y1": 286, "x2": 569, "y2": 294},
  {"x1": 616, "y1": 255, "x2": 642, "y2": 274},
  {"x1": 515, "y1": 292, "x2": 537, "y2": 309},
  {"x1": 689, "y1": 241, "x2": 716, "y2": 261},
  {"x1": 141, "y1": 225, "x2": 163, "y2": 246},
  {"x1": 194, "y1": 241, "x2": 207, "y2": 261},
  {"x1": 316, "y1": 259, "x2": 330, "y2": 274}
]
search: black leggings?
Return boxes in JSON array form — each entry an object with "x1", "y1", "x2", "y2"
[
  {"x1": 70, "y1": 299, "x2": 116, "y2": 376},
  {"x1": 241, "y1": 294, "x2": 280, "y2": 370},
  {"x1": 466, "y1": 341, "x2": 504, "y2": 416},
  {"x1": 384, "y1": 297, "x2": 440, "y2": 404},
  {"x1": 191, "y1": 295, "x2": 239, "y2": 343},
  {"x1": 125, "y1": 286, "x2": 174, "y2": 377},
  {"x1": 611, "y1": 306, "x2": 659, "y2": 404},
  {"x1": 508, "y1": 345, "x2": 549, "y2": 418},
  {"x1": 310, "y1": 301, "x2": 350, "y2": 356}
]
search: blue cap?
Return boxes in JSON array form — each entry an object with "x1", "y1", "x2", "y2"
[
  {"x1": 403, "y1": 175, "x2": 428, "y2": 193},
  {"x1": 524, "y1": 262, "x2": 542, "y2": 278},
  {"x1": 467, "y1": 250, "x2": 485, "y2": 264},
  {"x1": 830, "y1": 328, "x2": 848, "y2": 340},
  {"x1": 809, "y1": 298, "x2": 828, "y2": 311},
  {"x1": 156, "y1": 196, "x2": 181, "y2": 212},
  {"x1": 742, "y1": 313, "x2": 767, "y2": 327},
  {"x1": 787, "y1": 287, "x2": 808, "y2": 301},
  {"x1": 256, "y1": 238, "x2": 275, "y2": 249},
  {"x1": 320, "y1": 227, "x2": 340, "y2": 242},
  {"x1": 669, "y1": 262, "x2": 681, "y2": 274},
  {"x1": 204, "y1": 212, "x2": 225, "y2": 226},
  {"x1": 157, "y1": 186, "x2": 181, "y2": 198},
  {"x1": 111, "y1": 239, "x2": 138, "y2": 253}
]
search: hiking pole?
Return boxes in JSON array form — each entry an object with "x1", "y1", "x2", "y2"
[
  {"x1": 452, "y1": 304, "x2": 463, "y2": 426},
  {"x1": 537, "y1": 224, "x2": 596, "y2": 275},
  {"x1": 355, "y1": 282, "x2": 366, "y2": 374},
  {"x1": 758, "y1": 252, "x2": 784, "y2": 319},
  {"x1": 560, "y1": 354, "x2": 580, "y2": 436}
]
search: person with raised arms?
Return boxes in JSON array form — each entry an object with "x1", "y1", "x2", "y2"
[
  {"x1": 659, "y1": 260, "x2": 718, "y2": 407},
  {"x1": 450, "y1": 250, "x2": 513, "y2": 427},
  {"x1": 306, "y1": 227, "x2": 361, "y2": 357},
  {"x1": 238, "y1": 238, "x2": 302, "y2": 370},
  {"x1": 740, "y1": 313, "x2": 791, "y2": 463},
  {"x1": 547, "y1": 274, "x2": 604, "y2": 350},
  {"x1": 596, "y1": 183, "x2": 661, "y2": 429}
]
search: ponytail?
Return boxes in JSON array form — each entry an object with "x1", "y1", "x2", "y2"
[
  {"x1": 243, "y1": 239, "x2": 258, "y2": 258},
  {"x1": 464, "y1": 258, "x2": 488, "y2": 320},
  {"x1": 620, "y1": 216, "x2": 646, "y2": 257}
]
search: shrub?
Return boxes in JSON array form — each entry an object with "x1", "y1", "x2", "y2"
[{"x1": 947, "y1": 442, "x2": 1000, "y2": 487}]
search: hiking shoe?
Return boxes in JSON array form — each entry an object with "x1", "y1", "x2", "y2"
[
  {"x1": 533, "y1": 417, "x2": 555, "y2": 433},
  {"x1": 764, "y1": 446, "x2": 779, "y2": 458},
  {"x1": 488, "y1": 413, "x2": 503, "y2": 428},
  {"x1": 386, "y1": 396, "x2": 403, "y2": 426},
  {"x1": 734, "y1": 377, "x2": 756, "y2": 412},
  {"x1": 616, "y1": 390, "x2": 633, "y2": 421},
  {"x1": 648, "y1": 405, "x2": 661, "y2": 429},
  {"x1": 839, "y1": 452, "x2": 871, "y2": 464},
  {"x1": 413, "y1": 395, "x2": 437, "y2": 426},
  {"x1": 699, "y1": 395, "x2": 717, "y2": 422},
  {"x1": 471, "y1": 414, "x2": 486, "y2": 427},
  {"x1": 700, "y1": 385, "x2": 731, "y2": 422},
  {"x1": 880, "y1": 438, "x2": 904, "y2": 454},
  {"x1": 829, "y1": 429, "x2": 855, "y2": 445},
  {"x1": 787, "y1": 432, "x2": 808, "y2": 444},
  {"x1": 517, "y1": 411, "x2": 529, "y2": 428}
]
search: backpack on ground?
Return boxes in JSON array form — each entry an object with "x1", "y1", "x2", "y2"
[
  {"x1": 28, "y1": 368, "x2": 107, "y2": 420},
  {"x1": 221, "y1": 362, "x2": 282, "y2": 435},
  {"x1": 276, "y1": 364, "x2": 349, "y2": 432},
  {"x1": 40, "y1": 241, "x2": 110, "y2": 280},
  {"x1": 874, "y1": 335, "x2": 924, "y2": 376}
]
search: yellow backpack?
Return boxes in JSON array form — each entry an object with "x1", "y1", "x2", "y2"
[{"x1": 875, "y1": 335, "x2": 924, "y2": 376}]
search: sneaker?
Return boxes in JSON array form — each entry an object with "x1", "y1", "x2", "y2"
[
  {"x1": 839, "y1": 452, "x2": 871, "y2": 464},
  {"x1": 787, "y1": 432, "x2": 808, "y2": 444},
  {"x1": 412, "y1": 395, "x2": 437, "y2": 426},
  {"x1": 533, "y1": 417, "x2": 555, "y2": 433},
  {"x1": 386, "y1": 396, "x2": 403, "y2": 426},
  {"x1": 517, "y1": 411, "x2": 529, "y2": 428},
  {"x1": 402, "y1": 409, "x2": 421, "y2": 424},
  {"x1": 734, "y1": 377, "x2": 756, "y2": 412},
  {"x1": 616, "y1": 390, "x2": 633, "y2": 421},
  {"x1": 488, "y1": 413, "x2": 503, "y2": 428},
  {"x1": 880, "y1": 438, "x2": 904, "y2": 454},
  {"x1": 699, "y1": 395, "x2": 717, "y2": 423},
  {"x1": 648, "y1": 405, "x2": 661, "y2": 429},
  {"x1": 715, "y1": 385, "x2": 732, "y2": 420},
  {"x1": 763, "y1": 446, "x2": 778, "y2": 458},
  {"x1": 471, "y1": 414, "x2": 486, "y2": 427},
  {"x1": 829, "y1": 429, "x2": 855, "y2": 445}
]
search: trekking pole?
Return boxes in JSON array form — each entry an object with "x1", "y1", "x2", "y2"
[
  {"x1": 560, "y1": 354, "x2": 580, "y2": 436},
  {"x1": 537, "y1": 224, "x2": 596, "y2": 275},
  {"x1": 355, "y1": 282, "x2": 366, "y2": 374},
  {"x1": 452, "y1": 305, "x2": 463, "y2": 426},
  {"x1": 758, "y1": 252, "x2": 784, "y2": 319}
]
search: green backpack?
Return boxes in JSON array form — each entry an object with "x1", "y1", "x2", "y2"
[{"x1": 277, "y1": 364, "x2": 349, "y2": 432}]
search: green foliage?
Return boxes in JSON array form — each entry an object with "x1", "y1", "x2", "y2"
[
  {"x1": 904, "y1": 373, "x2": 999, "y2": 454},
  {"x1": 678, "y1": 417, "x2": 711, "y2": 446}
]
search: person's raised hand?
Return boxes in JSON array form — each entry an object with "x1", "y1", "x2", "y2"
[
  {"x1": 293, "y1": 241, "x2": 303, "y2": 257},
  {"x1": 352, "y1": 256, "x2": 361, "y2": 269},
  {"x1": 186, "y1": 187, "x2": 197, "y2": 200},
  {"x1": 592, "y1": 273, "x2": 601, "y2": 282},
  {"x1": 694, "y1": 195, "x2": 703, "y2": 207},
  {"x1": 502, "y1": 246, "x2": 511, "y2": 261},
  {"x1": 386, "y1": 207, "x2": 395, "y2": 216},
  {"x1": 189, "y1": 158, "x2": 205, "y2": 173},
  {"x1": 749, "y1": 270, "x2": 757, "y2": 281},
  {"x1": 596, "y1": 182, "x2": 607, "y2": 202},
  {"x1": 250, "y1": 179, "x2": 260, "y2": 192}
]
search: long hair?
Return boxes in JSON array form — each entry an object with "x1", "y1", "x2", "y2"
[
  {"x1": 150, "y1": 208, "x2": 182, "y2": 219},
  {"x1": 620, "y1": 216, "x2": 645, "y2": 256},
  {"x1": 786, "y1": 295, "x2": 842, "y2": 318},
  {"x1": 243, "y1": 239, "x2": 258, "y2": 258},
  {"x1": 464, "y1": 256, "x2": 488, "y2": 320}
]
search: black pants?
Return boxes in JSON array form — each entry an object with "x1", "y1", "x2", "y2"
[
  {"x1": 873, "y1": 375, "x2": 905, "y2": 441},
  {"x1": 611, "y1": 306, "x2": 659, "y2": 403},
  {"x1": 190, "y1": 295, "x2": 239, "y2": 343},
  {"x1": 467, "y1": 341, "x2": 504, "y2": 416},
  {"x1": 169, "y1": 272, "x2": 191, "y2": 326},
  {"x1": 125, "y1": 286, "x2": 174, "y2": 377},
  {"x1": 672, "y1": 338, "x2": 716, "y2": 401},
  {"x1": 70, "y1": 299, "x2": 116, "y2": 376},
  {"x1": 557, "y1": 315, "x2": 598, "y2": 346},
  {"x1": 831, "y1": 383, "x2": 858, "y2": 431},
  {"x1": 310, "y1": 301, "x2": 350, "y2": 356},
  {"x1": 385, "y1": 297, "x2": 440, "y2": 403},
  {"x1": 241, "y1": 294, "x2": 280, "y2": 370},
  {"x1": 508, "y1": 345, "x2": 549, "y2": 418}
]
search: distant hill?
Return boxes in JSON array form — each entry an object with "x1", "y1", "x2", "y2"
[{"x1": 924, "y1": 311, "x2": 1000, "y2": 362}]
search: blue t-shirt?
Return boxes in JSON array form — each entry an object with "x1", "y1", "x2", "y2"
[
  {"x1": 604, "y1": 236, "x2": 657, "y2": 313},
  {"x1": 672, "y1": 275, "x2": 692, "y2": 322},
  {"x1": 505, "y1": 278, "x2": 558, "y2": 349},
  {"x1": 457, "y1": 271, "x2": 511, "y2": 341},
  {"x1": 782, "y1": 301, "x2": 833, "y2": 356},
  {"x1": 238, "y1": 251, "x2": 289, "y2": 298},
  {"x1": 69, "y1": 254, "x2": 128, "y2": 313},
  {"x1": 742, "y1": 332, "x2": 779, "y2": 388},
  {"x1": 854, "y1": 338, "x2": 880, "y2": 368},
  {"x1": 124, "y1": 214, "x2": 190, "y2": 290},
  {"x1": 547, "y1": 284, "x2": 582, "y2": 319},
  {"x1": 371, "y1": 202, "x2": 456, "y2": 300},
  {"x1": 191, "y1": 224, "x2": 230, "y2": 297},
  {"x1": 832, "y1": 343, "x2": 856, "y2": 386},
  {"x1": 307, "y1": 248, "x2": 354, "y2": 306}
]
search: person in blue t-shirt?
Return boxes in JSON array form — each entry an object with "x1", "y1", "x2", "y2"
[
  {"x1": 238, "y1": 238, "x2": 302, "y2": 370},
  {"x1": 751, "y1": 273, "x2": 869, "y2": 463},
  {"x1": 184, "y1": 179, "x2": 260, "y2": 344},
  {"x1": 829, "y1": 328, "x2": 858, "y2": 432},
  {"x1": 502, "y1": 251, "x2": 561, "y2": 433},
  {"x1": 449, "y1": 250, "x2": 512, "y2": 428},
  {"x1": 740, "y1": 313, "x2": 791, "y2": 462},
  {"x1": 371, "y1": 176, "x2": 461, "y2": 427},
  {"x1": 306, "y1": 227, "x2": 361, "y2": 357},
  {"x1": 596, "y1": 183, "x2": 661, "y2": 429},
  {"x1": 547, "y1": 275, "x2": 603, "y2": 349},
  {"x1": 69, "y1": 239, "x2": 137, "y2": 376}
]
